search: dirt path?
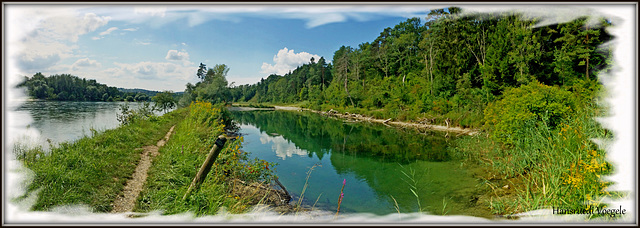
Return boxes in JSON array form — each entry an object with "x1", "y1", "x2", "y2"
[
  {"x1": 111, "y1": 125, "x2": 175, "y2": 213},
  {"x1": 273, "y1": 106, "x2": 479, "y2": 136}
]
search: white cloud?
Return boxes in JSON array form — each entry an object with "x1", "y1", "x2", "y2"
[
  {"x1": 457, "y1": 5, "x2": 612, "y2": 28},
  {"x1": 98, "y1": 27, "x2": 118, "y2": 36},
  {"x1": 9, "y1": 7, "x2": 111, "y2": 73},
  {"x1": 14, "y1": 39, "x2": 76, "y2": 71},
  {"x1": 261, "y1": 47, "x2": 320, "y2": 75},
  {"x1": 134, "y1": 6, "x2": 167, "y2": 17},
  {"x1": 16, "y1": 52, "x2": 61, "y2": 72},
  {"x1": 91, "y1": 36, "x2": 101, "y2": 40},
  {"x1": 122, "y1": 27, "x2": 138, "y2": 31},
  {"x1": 133, "y1": 39, "x2": 151, "y2": 45},
  {"x1": 71, "y1": 58, "x2": 101, "y2": 71},
  {"x1": 165, "y1": 50, "x2": 189, "y2": 61},
  {"x1": 111, "y1": 61, "x2": 195, "y2": 81},
  {"x1": 37, "y1": 12, "x2": 111, "y2": 42}
]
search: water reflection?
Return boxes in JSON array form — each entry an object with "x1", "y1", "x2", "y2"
[
  {"x1": 259, "y1": 133, "x2": 308, "y2": 160},
  {"x1": 232, "y1": 110, "x2": 491, "y2": 217},
  {"x1": 14, "y1": 100, "x2": 169, "y2": 146},
  {"x1": 232, "y1": 110, "x2": 452, "y2": 164}
]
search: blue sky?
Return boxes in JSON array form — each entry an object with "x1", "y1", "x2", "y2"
[{"x1": 6, "y1": 4, "x2": 437, "y2": 92}]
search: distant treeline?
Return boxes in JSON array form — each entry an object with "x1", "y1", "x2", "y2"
[{"x1": 17, "y1": 73, "x2": 168, "y2": 102}]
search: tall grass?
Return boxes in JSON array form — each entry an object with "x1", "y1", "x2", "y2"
[
  {"x1": 453, "y1": 104, "x2": 614, "y2": 216},
  {"x1": 399, "y1": 165, "x2": 422, "y2": 213},
  {"x1": 13, "y1": 108, "x2": 185, "y2": 212},
  {"x1": 135, "y1": 101, "x2": 275, "y2": 216},
  {"x1": 294, "y1": 162, "x2": 320, "y2": 212}
]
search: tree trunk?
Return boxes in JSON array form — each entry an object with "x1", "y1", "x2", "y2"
[
  {"x1": 586, "y1": 24, "x2": 590, "y2": 79},
  {"x1": 345, "y1": 69, "x2": 355, "y2": 107},
  {"x1": 321, "y1": 67, "x2": 325, "y2": 91}
]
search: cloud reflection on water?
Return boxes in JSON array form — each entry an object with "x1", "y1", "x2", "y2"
[{"x1": 259, "y1": 132, "x2": 308, "y2": 160}]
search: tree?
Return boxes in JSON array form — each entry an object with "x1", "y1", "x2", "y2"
[
  {"x1": 197, "y1": 63, "x2": 207, "y2": 82},
  {"x1": 334, "y1": 45, "x2": 355, "y2": 107},
  {"x1": 191, "y1": 64, "x2": 232, "y2": 104},
  {"x1": 153, "y1": 91, "x2": 177, "y2": 113}
]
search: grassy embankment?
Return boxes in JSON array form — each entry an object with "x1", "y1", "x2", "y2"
[
  {"x1": 454, "y1": 103, "x2": 615, "y2": 216},
  {"x1": 14, "y1": 107, "x2": 184, "y2": 212},
  {"x1": 14, "y1": 101, "x2": 276, "y2": 215},
  {"x1": 134, "y1": 101, "x2": 277, "y2": 216}
]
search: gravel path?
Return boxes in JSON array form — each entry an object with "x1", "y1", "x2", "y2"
[{"x1": 111, "y1": 125, "x2": 175, "y2": 213}]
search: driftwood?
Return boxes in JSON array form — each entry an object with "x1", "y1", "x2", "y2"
[{"x1": 273, "y1": 176, "x2": 291, "y2": 200}]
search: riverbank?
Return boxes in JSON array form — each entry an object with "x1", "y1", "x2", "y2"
[
  {"x1": 13, "y1": 107, "x2": 185, "y2": 212},
  {"x1": 272, "y1": 105, "x2": 479, "y2": 136},
  {"x1": 133, "y1": 101, "x2": 291, "y2": 216},
  {"x1": 12, "y1": 102, "x2": 293, "y2": 216}
]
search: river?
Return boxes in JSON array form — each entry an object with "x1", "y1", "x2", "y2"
[
  {"x1": 12, "y1": 100, "x2": 168, "y2": 148},
  {"x1": 231, "y1": 110, "x2": 491, "y2": 217}
]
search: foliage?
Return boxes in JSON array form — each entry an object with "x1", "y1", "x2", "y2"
[
  {"x1": 181, "y1": 64, "x2": 232, "y2": 106},
  {"x1": 223, "y1": 11, "x2": 611, "y2": 129},
  {"x1": 189, "y1": 101, "x2": 238, "y2": 133},
  {"x1": 228, "y1": 57, "x2": 332, "y2": 104},
  {"x1": 456, "y1": 104, "x2": 613, "y2": 215},
  {"x1": 483, "y1": 82, "x2": 575, "y2": 145},
  {"x1": 136, "y1": 101, "x2": 274, "y2": 215},
  {"x1": 116, "y1": 102, "x2": 158, "y2": 125},
  {"x1": 16, "y1": 73, "x2": 156, "y2": 102},
  {"x1": 152, "y1": 90, "x2": 177, "y2": 113}
]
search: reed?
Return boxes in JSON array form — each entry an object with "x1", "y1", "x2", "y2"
[
  {"x1": 453, "y1": 104, "x2": 615, "y2": 216},
  {"x1": 294, "y1": 162, "x2": 321, "y2": 212},
  {"x1": 335, "y1": 178, "x2": 346, "y2": 218}
]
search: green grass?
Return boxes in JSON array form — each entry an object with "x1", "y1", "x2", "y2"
[
  {"x1": 14, "y1": 101, "x2": 275, "y2": 216},
  {"x1": 135, "y1": 101, "x2": 275, "y2": 216},
  {"x1": 452, "y1": 104, "x2": 616, "y2": 216},
  {"x1": 14, "y1": 108, "x2": 186, "y2": 212}
]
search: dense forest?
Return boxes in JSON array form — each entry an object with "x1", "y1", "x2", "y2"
[
  {"x1": 17, "y1": 73, "x2": 168, "y2": 102},
  {"x1": 218, "y1": 8, "x2": 612, "y2": 130}
]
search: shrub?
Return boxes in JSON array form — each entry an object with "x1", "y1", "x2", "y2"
[
  {"x1": 116, "y1": 102, "x2": 158, "y2": 125},
  {"x1": 483, "y1": 81, "x2": 575, "y2": 145}
]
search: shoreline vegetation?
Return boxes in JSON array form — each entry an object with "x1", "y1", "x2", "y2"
[
  {"x1": 12, "y1": 102, "x2": 293, "y2": 217},
  {"x1": 270, "y1": 105, "x2": 479, "y2": 136},
  {"x1": 16, "y1": 73, "x2": 183, "y2": 103}
]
